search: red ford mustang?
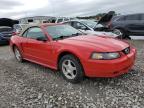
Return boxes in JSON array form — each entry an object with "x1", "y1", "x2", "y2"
[{"x1": 10, "y1": 23, "x2": 136, "y2": 83}]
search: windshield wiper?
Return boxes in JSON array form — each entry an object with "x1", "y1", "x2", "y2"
[
  {"x1": 53, "y1": 36, "x2": 67, "y2": 40},
  {"x1": 53, "y1": 33, "x2": 84, "y2": 40},
  {"x1": 71, "y1": 33, "x2": 83, "y2": 36}
]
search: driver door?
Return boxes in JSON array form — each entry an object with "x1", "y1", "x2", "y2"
[{"x1": 23, "y1": 27, "x2": 53, "y2": 65}]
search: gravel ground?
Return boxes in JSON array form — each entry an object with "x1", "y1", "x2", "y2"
[{"x1": 0, "y1": 40, "x2": 144, "y2": 108}]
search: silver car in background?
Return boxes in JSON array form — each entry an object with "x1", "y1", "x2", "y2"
[
  {"x1": 63, "y1": 20, "x2": 119, "y2": 38},
  {"x1": 13, "y1": 24, "x2": 29, "y2": 33}
]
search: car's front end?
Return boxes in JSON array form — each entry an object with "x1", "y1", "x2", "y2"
[
  {"x1": 59, "y1": 34, "x2": 136, "y2": 78},
  {"x1": 82, "y1": 46, "x2": 136, "y2": 77},
  {"x1": 79, "y1": 20, "x2": 120, "y2": 38},
  {"x1": 87, "y1": 30, "x2": 119, "y2": 38}
]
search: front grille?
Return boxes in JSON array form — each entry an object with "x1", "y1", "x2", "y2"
[{"x1": 122, "y1": 47, "x2": 130, "y2": 55}]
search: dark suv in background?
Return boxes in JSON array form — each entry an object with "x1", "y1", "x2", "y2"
[
  {"x1": 0, "y1": 26, "x2": 13, "y2": 45},
  {"x1": 109, "y1": 13, "x2": 144, "y2": 39}
]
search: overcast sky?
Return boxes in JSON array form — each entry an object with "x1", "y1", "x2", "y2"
[{"x1": 0, "y1": 0, "x2": 144, "y2": 19}]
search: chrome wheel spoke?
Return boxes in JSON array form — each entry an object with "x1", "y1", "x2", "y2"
[
  {"x1": 70, "y1": 71, "x2": 76, "y2": 78},
  {"x1": 62, "y1": 59, "x2": 77, "y2": 79},
  {"x1": 67, "y1": 60, "x2": 71, "y2": 67},
  {"x1": 62, "y1": 63, "x2": 68, "y2": 69},
  {"x1": 70, "y1": 66, "x2": 76, "y2": 72},
  {"x1": 15, "y1": 49, "x2": 21, "y2": 61}
]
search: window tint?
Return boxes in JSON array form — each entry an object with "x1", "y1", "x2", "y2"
[
  {"x1": 50, "y1": 18, "x2": 56, "y2": 23},
  {"x1": 125, "y1": 15, "x2": 140, "y2": 20},
  {"x1": 27, "y1": 27, "x2": 45, "y2": 39},
  {"x1": 57, "y1": 19, "x2": 63, "y2": 23},
  {"x1": 72, "y1": 22, "x2": 87, "y2": 30},
  {"x1": 64, "y1": 18, "x2": 69, "y2": 21},
  {"x1": 81, "y1": 20, "x2": 97, "y2": 28}
]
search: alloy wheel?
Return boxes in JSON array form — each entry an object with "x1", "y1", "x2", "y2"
[
  {"x1": 62, "y1": 59, "x2": 77, "y2": 80},
  {"x1": 14, "y1": 47, "x2": 22, "y2": 62}
]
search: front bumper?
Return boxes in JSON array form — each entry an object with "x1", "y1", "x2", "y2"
[{"x1": 82, "y1": 48, "x2": 136, "y2": 77}]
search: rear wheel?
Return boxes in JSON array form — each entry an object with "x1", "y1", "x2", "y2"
[
  {"x1": 14, "y1": 46, "x2": 23, "y2": 62},
  {"x1": 59, "y1": 55, "x2": 84, "y2": 83}
]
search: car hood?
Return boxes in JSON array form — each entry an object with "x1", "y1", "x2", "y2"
[
  {"x1": 85, "y1": 30, "x2": 118, "y2": 38},
  {"x1": 97, "y1": 11, "x2": 115, "y2": 24},
  {"x1": 58, "y1": 35, "x2": 129, "y2": 52}
]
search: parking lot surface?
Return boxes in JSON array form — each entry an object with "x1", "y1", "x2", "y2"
[{"x1": 0, "y1": 40, "x2": 144, "y2": 108}]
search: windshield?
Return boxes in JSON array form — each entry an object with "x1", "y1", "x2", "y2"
[
  {"x1": 47, "y1": 25, "x2": 83, "y2": 40},
  {"x1": 81, "y1": 20, "x2": 97, "y2": 28}
]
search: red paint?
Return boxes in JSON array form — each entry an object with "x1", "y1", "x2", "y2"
[{"x1": 10, "y1": 23, "x2": 136, "y2": 77}]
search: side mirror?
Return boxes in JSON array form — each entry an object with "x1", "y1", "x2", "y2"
[{"x1": 36, "y1": 37, "x2": 48, "y2": 42}]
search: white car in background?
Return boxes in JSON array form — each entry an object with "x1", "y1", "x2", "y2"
[
  {"x1": 13, "y1": 24, "x2": 29, "y2": 33},
  {"x1": 63, "y1": 20, "x2": 119, "y2": 38},
  {"x1": 49, "y1": 17, "x2": 76, "y2": 23}
]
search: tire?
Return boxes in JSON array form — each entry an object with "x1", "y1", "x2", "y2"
[
  {"x1": 59, "y1": 54, "x2": 84, "y2": 83},
  {"x1": 14, "y1": 46, "x2": 23, "y2": 62},
  {"x1": 113, "y1": 29, "x2": 128, "y2": 39}
]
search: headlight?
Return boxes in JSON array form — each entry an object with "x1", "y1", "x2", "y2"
[{"x1": 91, "y1": 52, "x2": 120, "y2": 60}]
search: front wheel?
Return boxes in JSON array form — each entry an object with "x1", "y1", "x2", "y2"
[
  {"x1": 59, "y1": 55, "x2": 84, "y2": 83},
  {"x1": 14, "y1": 47, "x2": 23, "y2": 62}
]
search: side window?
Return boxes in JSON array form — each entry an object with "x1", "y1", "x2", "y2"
[
  {"x1": 125, "y1": 15, "x2": 140, "y2": 20},
  {"x1": 50, "y1": 18, "x2": 56, "y2": 23},
  {"x1": 72, "y1": 22, "x2": 87, "y2": 30},
  {"x1": 64, "y1": 22, "x2": 71, "y2": 26},
  {"x1": 64, "y1": 18, "x2": 69, "y2": 22},
  {"x1": 26, "y1": 27, "x2": 46, "y2": 39},
  {"x1": 57, "y1": 18, "x2": 63, "y2": 23}
]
